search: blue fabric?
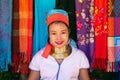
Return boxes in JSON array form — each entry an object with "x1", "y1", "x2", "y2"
[
  {"x1": 47, "y1": 9, "x2": 68, "y2": 18},
  {"x1": 0, "y1": 0, "x2": 12, "y2": 71},
  {"x1": 70, "y1": 39, "x2": 77, "y2": 48},
  {"x1": 33, "y1": 0, "x2": 56, "y2": 56}
]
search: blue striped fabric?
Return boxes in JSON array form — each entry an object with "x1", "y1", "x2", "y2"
[{"x1": 0, "y1": 0, "x2": 12, "y2": 71}]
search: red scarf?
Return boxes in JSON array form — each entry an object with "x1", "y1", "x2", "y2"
[
  {"x1": 12, "y1": 0, "x2": 33, "y2": 73},
  {"x1": 92, "y1": 0, "x2": 108, "y2": 71}
]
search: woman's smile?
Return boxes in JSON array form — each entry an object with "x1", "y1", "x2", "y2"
[{"x1": 55, "y1": 41, "x2": 64, "y2": 45}]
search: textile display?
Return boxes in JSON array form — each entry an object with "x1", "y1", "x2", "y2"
[
  {"x1": 0, "y1": 0, "x2": 12, "y2": 71},
  {"x1": 33, "y1": 0, "x2": 56, "y2": 56},
  {"x1": 0, "y1": 0, "x2": 120, "y2": 74},
  {"x1": 12, "y1": 0, "x2": 33, "y2": 73},
  {"x1": 75, "y1": 0, "x2": 95, "y2": 67}
]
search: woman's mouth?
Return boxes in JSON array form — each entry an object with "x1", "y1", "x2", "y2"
[{"x1": 55, "y1": 41, "x2": 63, "y2": 45}]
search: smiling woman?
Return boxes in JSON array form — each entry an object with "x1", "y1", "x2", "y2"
[
  {"x1": 49, "y1": 21, "x2": 69, "y2": 48},
  {"x1": 28, "y1": 9, "x2": 90, "y2": 80}
]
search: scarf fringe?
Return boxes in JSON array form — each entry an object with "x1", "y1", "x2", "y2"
[
  {"x1": 12, "y1": 52, "x2": 31, "y2": 74},
  {"x1": 114, "y1": 62, "x2": 120, "y2": 72},
  {"x1": 107, "y1": 62, "x2": 120, "y2": 72},
  {"x1": 92, "y1": 59, "x2": 107, "y2": 71},
  {"x1": 107, "y1": 62, "x2": 115, "y2": 72},
  {"x1": 93, "y1": 59, "x2": 120, "y2": 72}
]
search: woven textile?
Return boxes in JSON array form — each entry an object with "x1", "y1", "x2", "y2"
[
  {"x1": 107, "y1": 0, "x2": 120, "y2": 72},
  {"x1": 75, "y1": 0, "x2": 95, "y2": 67},
  {"x1": 12, "y1": 0, "x2": 33, "y2": 73},
  {"x1": 33, "y1": 0, "x2": 56, "y2": 56},
  {"x1": 0, "y1": 0, "x2": 12, "y2": 71}
]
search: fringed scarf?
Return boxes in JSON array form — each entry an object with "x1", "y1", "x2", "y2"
[
  {"x1": 107, "y1": 0, "x2": 115, "y2": 72},
  {"x1": 107, "y1": 0, "x2": 120, "y2": 72},
  {"x1": 0, "y1": 0, "x2": 12, "y2": 71},
  {"x1": 114, "y1": 18, "x2": 120, "y2": 72},
  {"x1": 12, "y1": 0, "x2": 33, "y2": 73},
  {"x1": 107, "y1": 18, "x2": 115, "y2": 72},
  {"x1": 75, "y1": 0, "x2": 95, "y2": 68},
  {"x1": 113, "y1": 0, "x2": 120, "y2": 72},
  {"x1": 92, "y1": 0, "x2": 108, "y2": 71},
  {"x1": 33, "y1": 0, "x2": 56, "y2": 56}
]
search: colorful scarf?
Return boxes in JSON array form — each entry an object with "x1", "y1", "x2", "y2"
[
  {"x1": 75, "y1": 0, "x2": 95, "y2": 68},
  {"x1": 12, "y1": 0, "x2": 33, "y2": 73},
  {"x1": 33, "y1": 0, "x2": 56, "y2": 56},
  {"x1": 92, "y1": 0, "x2": 108, "y2": 71},
  {"x1": 107, "y1": 0, "x2": 120, "y2": 72},
  {"x1": 114, "y1": 17, "x2": 120, "y2": 72},
  {"x1": 0, "y1": 0, "x2": 12, "y2": 71}
]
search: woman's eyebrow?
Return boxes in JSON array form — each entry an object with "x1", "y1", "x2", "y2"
[{"x1": 50, "y1": 30, "x2": 56, "y2": 32}]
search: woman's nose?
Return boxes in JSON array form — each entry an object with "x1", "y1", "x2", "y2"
[{"x1": 56, "y1": 34, "x2": 61, "y2": 40}]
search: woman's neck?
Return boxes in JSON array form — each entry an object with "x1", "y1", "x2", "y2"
[{"x1": 51, "y1": 45, "x2": 69, "y2": 59}]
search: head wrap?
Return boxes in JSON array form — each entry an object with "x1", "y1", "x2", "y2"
[{"x1": 46, "y1": 9, "x2": 69, "y2": 26}]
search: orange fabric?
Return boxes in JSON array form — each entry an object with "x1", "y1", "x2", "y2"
[
  {"x1": 108, "y1": 18, "x2": 114, "y2": 36},
  {"x1": 108, "y1": 37, "x2": 115, "y2": 62},
  {"x1": 42, "y1": 44, "x2": 53, "y2": 58},
  {"x1": 46, "y1": 13, "x2": 69, "y2": 26},
  {"x1": 19, "y1": 0, "x2": 28, "y2": 53},
  {"x1": 19, "y1": 0, "x2": 33, "y2": 73},
  {"x1": 12, "y1": 0, "x2": 33, "y2": 73}
]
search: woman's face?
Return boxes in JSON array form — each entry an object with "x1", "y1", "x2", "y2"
[{"x1": 49, "y1": 22, "x2": 69, "y2": 48}]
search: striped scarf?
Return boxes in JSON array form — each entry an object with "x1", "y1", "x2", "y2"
[
  {"x1": 107, "y1": 0, "x2": 120, "y2": 72},
  {"x1": 0, "y1": 0, "x2": 12, "y2": 71},
  {"x1": 12, "y1": 0, "x2": 33, "y2": 73}
]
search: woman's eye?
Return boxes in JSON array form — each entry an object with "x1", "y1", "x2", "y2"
[
  {"x1": 51, "y1": 33, "x2": 56, "y2": 35},
  {"x1": 62, "y1": 32, "x2": 66, "y2": 34}
]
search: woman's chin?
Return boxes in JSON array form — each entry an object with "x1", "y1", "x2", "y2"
[{"x1": 54, "y1": 45, "x2": 65, "y2": 48}]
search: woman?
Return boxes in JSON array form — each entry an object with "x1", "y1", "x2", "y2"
[{"x1": 28, "y1": 9, "x2": 90, "y2": 80}]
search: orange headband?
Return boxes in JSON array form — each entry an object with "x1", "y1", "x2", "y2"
[{"x1": 46, "y1": 13, "x2": 69, "y2": 26}]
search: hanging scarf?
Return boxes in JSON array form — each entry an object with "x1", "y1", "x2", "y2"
[
  {"x1": 107, "y1": 0, "x2": 115, "y2": 72},
  {"x1": 0, "y1": 0, "x2": 12, "y2": 71},
  {"x1": 114, "y1": 0, "x2": 120, "y2": 72},
  {"x1": 33, "y1": 0, "x2": 56, "y2": 56},
  {"x1": 12, "y1": 0, "x2": 33, "y2": 73},
  {"x1": 107, "y1": 18, "x2": 115, "y2": 72},
  {"x1": 114, "y1": 18, "x2": 120, "y2": 72},
  {"x1": 92, "y1": 0, "x2": 108, "y2": 71},
  {"x1": 75, "y1": 0, "x2": 95, "y2": 68},
  {"x1": 107, "y1": 0, "x2": 120, "y2": 72}
]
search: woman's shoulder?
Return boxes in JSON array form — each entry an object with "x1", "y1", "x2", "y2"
[
  {"x1": 71, "y1": 45, "x2": 87, "y2": 57},
  {"x1": 71, "y1": 46, "x2": 84, "y2": 53}
]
